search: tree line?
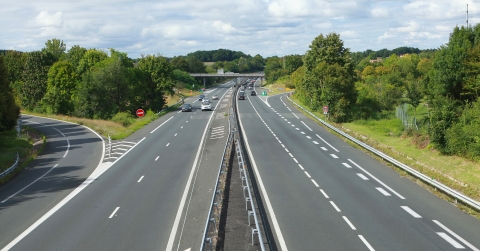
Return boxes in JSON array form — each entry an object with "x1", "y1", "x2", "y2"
[
  {"x1": 0, "y1": 39, "x2": 226, "y2": 127},
  {"x1": 267, "y1": 25, "x2": 480, "y2": 161}
]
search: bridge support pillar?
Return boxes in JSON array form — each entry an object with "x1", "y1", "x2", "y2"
[{"x1": 203, "y1": 78, "x2": 206, "y2": 88}]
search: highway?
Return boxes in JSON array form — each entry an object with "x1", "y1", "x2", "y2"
[
  {"x1": 0, "y1": 80, "x2": 236, "y2": 251},
  {"x1": 236, "y1": 80, "x2": 480, "y2": 250}
]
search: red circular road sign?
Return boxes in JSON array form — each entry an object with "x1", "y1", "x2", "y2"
[
  {"x1": 323, "y1": 106, "x2": 329, "y2": 114},
  {"x1": 136, "y1": 109, "x2": 145, "y2": 117}
]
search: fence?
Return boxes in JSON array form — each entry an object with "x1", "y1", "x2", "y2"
[
  {"x1": 0, "y1": 153, "x2": 20, "y2": 179},
  {"x1": 287, "y1": 96, "x2": 480, "y2": 211},
  {"x1": 396, "y1": 104, "x2": 418, "y2": 130}
]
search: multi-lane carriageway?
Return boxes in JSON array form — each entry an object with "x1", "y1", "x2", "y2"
[
  {"x1": 236, "y1": 80, "x2": 480, "y2": 250},
  {"x1": 0, "y1": 80, "x2": 236, "y2": 251},
  {"x1": 0, "y1": 76, "x2": 479, "y2": 251}
]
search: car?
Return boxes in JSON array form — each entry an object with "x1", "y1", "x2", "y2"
[
  {"x1": 248, "y1": 85, "x2": 253, "y2": 89},
  {"x1": 181, "y1": 103, "x2": 192, "y2": 112},
  {"x1": 201, "y1": 100, "x2": 212, "y2": 111},
  {"x1": 212, "y1": 95, "x2": 219, "y2": 100},
  {"x1": 251, "y1": 91, "x2": 256, "y2": 96},
  {"x1": 203, "y1": 97, "x2": 210, "y2": 103},
  {"x1": 238, "y1": 93, "x2": 245, "y2": 100},
  {"x1": 198, "y1": 94, "x2": 205, "y2": 101}
]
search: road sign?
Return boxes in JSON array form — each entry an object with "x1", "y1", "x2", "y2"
[
  {"x1": 262, "y1": 91, "x2": 267, "y2": 96},
  {"x1": 136, "y1": 109, "x2": 145, "y2": 117},
  {"x1": 323, "y1": 106, "x2": 329, "y2": 114}
]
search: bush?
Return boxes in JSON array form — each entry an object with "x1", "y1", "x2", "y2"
[{"x1": 111, "y1": 112, "x2": 134, "y2": 127}]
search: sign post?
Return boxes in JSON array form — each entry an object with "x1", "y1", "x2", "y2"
[
  {"x1": 323, "y1": 106, "x2": 329, "y2": 120},
  {"x1": 136, "y1": 109, "x2": 145, "y2": 118}
]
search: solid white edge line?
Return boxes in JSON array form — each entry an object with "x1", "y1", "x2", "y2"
[
  {"x1": 165, "y1": 97, "x2": 220, "y2": 251},
  {"x1": 375, "y1": 187, "x2": 391, "y2": 196},
  {"x1": 320, "y1": 189, "x2": 329, "y2": 198},
  {"x1": 358, "y1": 235, "x2": 375, "y2": 251},
  {"x1": 1, "y1": 115, "x2": 108, "y2": 251},
  {"x1": 436, "y1": 232, "x2": 465, "y2": 249},
  {"x1": 63, "y1": 139, "x2": 70, "y2": 158},
  {"x1": 300, "y1": 121, "x2": 313, "y2": 131},
  {"x1": 1, "y1": 164, "x2": 59, "y2": 203},
  {"x1": 240, "y1": 91, "x2": 288, "y2": 250},
  {"x1": 109, "y1": 207, "x2": 120, "y2": 218},
  {"x1": 401, "y1": 206, "x2": 422, "y2": 218},
  {"x1": 348, "y1": 159, "x2": 405, "y2": 199},
  {"x1": 315, "y1": 134, "x2": 339, "y2": 152},
  {"x1": 330, "y1": 201, "x2": 341, "y2": 212},
  {"x1": 342, "y1": 216, "x2": 357, "y2": 230},
  {"x1": 138, "y1": 176, "x2": 144, "y2": 182},
  {"x1": 150, "y1": 116, "x2": 174, "y2": 133},
  {"x1": 53, "y1": 128, "x2": 69, "y2": 158},
  {"x1": 433, "y1": 220, "x2": 479, "y2": 251},
  {"x1": 311, "y1": 179, "x2": 319, "y2": 187}
]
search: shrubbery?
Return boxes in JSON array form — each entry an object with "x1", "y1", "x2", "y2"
[{"x1": 111, "y1": 112, "x2": 134, "y2": 127}]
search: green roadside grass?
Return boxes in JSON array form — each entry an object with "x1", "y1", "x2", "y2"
[
  {"x1": 0, "y1": 127, "x2": 46, "y2": 184},
  {"x1": 289, "y1": 96, "x2": 480, "y2": 215},
  {"x1": 21, "y1": 107, "x2": 177, "y2": 141}
]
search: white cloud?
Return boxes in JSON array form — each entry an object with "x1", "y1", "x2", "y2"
[
  {"x1": 371, "y1": 8, "x2": 389, "y2": 18},
  {"x1": 34, "y1": 11, "x2": 63, "y2": 27},
  {"x1": 0, "y1": 0, "x2": 472, "y2": 57},
  {"x1": 212, "y1": 21, "x2": 237, "y2": 34}
]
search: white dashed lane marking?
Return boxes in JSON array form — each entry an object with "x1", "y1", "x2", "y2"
[
  {"x1": 357, "y1": 173, "x2": 369, "y2": 180},
  {"x1": 320, "y1": 189, "x2": 329, "y2": 198},
  {"x1": 109, "y1": 207, "x2": 120, "y2": 218},
  {"x1": 330, "y1": 201, "x2": 341, "y2": 212},
  {"x1": 320, "y1": 147, "x2": 327, "y2": 151},
  {"x1": 342, "y1": 163, "x2": 352, "y2": 168},
  {"x1": 300, "y1": 121, "x2": 313, "y2": 131},
  {"x1": 433, "y1": 220, "x2": 479, "y2": 251},
  {"x1": 343, "y1": 216, "x2": 356, "y2": 230},
  {"x1": 312, "y1": 141, "x2": 319, "y2": 145},
  {"x1": 401, "y1": 206, "x2": 422, "y2": 218},
  {"x1": 376, "y1": 187, "x2": 391, "y2": 196},
  {"x1": 436, "y1": 233, "x2": 465, "y2": 249},
  {"x1": 330, "y1": 154, "x2": 339, "y2": 158},
  {"x1": 138, "y1": 176, "x2": 144, "y2": 182}
]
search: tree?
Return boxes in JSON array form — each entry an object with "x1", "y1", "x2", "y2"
[
  {"x1": 301, "y1": 32, "x2": 357, "y2": 122},
  {"x1": 138, "y1": 55, "x2": 175, "y2": 111},
  {"x1": 42, "y1": 38, "x2": 66, "y2": 61},
  {"x1": 0, "y1": 57, "x2": 20, "y2": 131},
  {"x1": 65, "y1": 45, "x2": 87, "y2": 70},
  {"x1": 42, "y1": 61, "x2": 77, "y2": 114},
  {"x1": 76, "y1": 49, "x2": 108, "y2": 76},
  {"x1": 21, "y1": 51, "x2": 55, "y2": 111},
  {"x1": 170, "y1": 56, "x2": 189, "y2": 72}
]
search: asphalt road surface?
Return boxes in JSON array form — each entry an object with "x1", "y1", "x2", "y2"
[
  {"x1": 236, "y1": 81, "x2": 480, "y2": 251},
  {"x1": 0, "y1": 80, "x2": 235, "y2": 251}
]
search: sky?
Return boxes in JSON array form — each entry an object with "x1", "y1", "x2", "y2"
[{"x1": 0, "y1": 0, "x2": 478, "y2": 59}]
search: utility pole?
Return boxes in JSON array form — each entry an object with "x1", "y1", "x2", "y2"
[{"x1": 466, "y1": 4, "x2": 469, "y2": 28}]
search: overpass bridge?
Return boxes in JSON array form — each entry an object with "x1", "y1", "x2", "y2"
[{"x1": 189, "y1": 73, "x2": 265, "y2": 87}]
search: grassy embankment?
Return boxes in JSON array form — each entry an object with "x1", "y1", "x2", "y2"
[
  {"x1": 260, "y1": 77, "x2": 294, "y2": 96},
  {"x1": 288, "y1": 94, "x2": 480, "y2": 216},
  {"x1": 20, "y1": 87, "x2": 200, "y2": 140},
  {"x1": 0, "y1": 127, "x2": 46, "y2": 184}
]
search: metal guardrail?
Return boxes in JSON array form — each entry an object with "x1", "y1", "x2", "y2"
[
  {"x1": 0, "y1": 153, "x2": 20, "y2": 179},
  {"x1": 233, "y1": 131, "x2": 266, "y2": 250},
  {"x1": 232, "y1": 79, "x2": 267, "y2": 250},
  {"x1": 200, "y1": 91, "x2": 236, "y2": 250},
  {"x1": 286, "y1": 96, "x2": 480, "y2": 211}
]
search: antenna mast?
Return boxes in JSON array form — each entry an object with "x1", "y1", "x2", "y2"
[{"x1": 466, "y1": 4, "x2": 469, "y2": 28}]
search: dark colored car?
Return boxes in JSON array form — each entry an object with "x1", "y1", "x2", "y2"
[
  {"x1": 239, "y1": 93, "x2": 245, "y2": 100},
  {"x1": 251, "y1": 91, "x2": 256, "y2": 96},
  {"x1": 181, "y1": 104, "x2": 192, "y2": 112},
  {"x1": 198, "y1": 94, "x2": 205, "y2": 101}
]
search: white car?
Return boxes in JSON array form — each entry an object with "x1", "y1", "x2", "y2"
[
  {"x1": 212, "y1": 95, "x2": 219, "y2": 100},
  {"x1": 201, "y1": 101, "x2": 212, "y2": 111}
]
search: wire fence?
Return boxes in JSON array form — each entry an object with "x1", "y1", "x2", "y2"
[{"x1": 396, "y1": 104, "x2": 419, "y2": 130}]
